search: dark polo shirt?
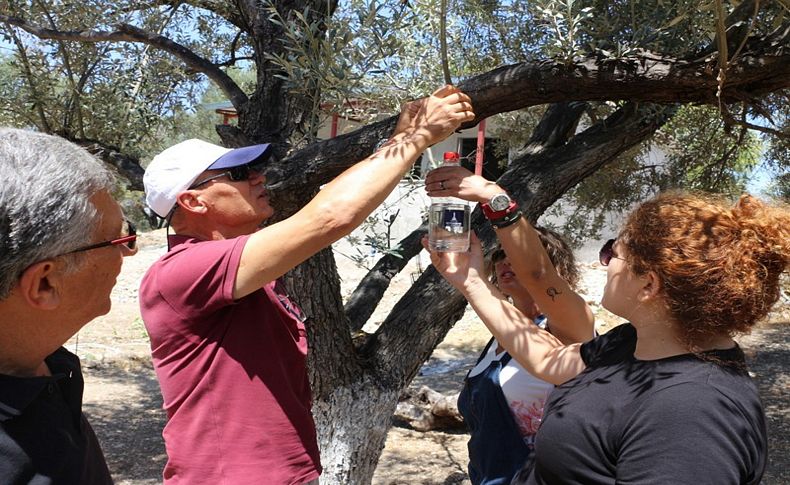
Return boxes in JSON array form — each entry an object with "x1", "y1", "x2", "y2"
[{"x1": 0, "y1": 347, "x2": 113, "y2": 484}]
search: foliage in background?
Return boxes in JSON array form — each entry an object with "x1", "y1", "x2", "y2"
[
  {"x1": 2, "y1": 0, "x2": 788, "y2": 481},
  {"x1": 0, "y1": 2, "x2": 211, "y2": 158},
  {"x1": 0, "y1": 0, "x2": 264, "y2": 229},
  {"x1": 545, "y1": 104, "x2": 763, "y2": 246},
  {"x1": 256, "y1": 0, "x2": 786, "y2": 247},
  {"x1": 0, "y1": 0, "x2": 786, "y2": 241}
]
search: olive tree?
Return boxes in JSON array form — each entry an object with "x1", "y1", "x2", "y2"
[{"x1": 1, "y1": 0, "x2": 788, "y2": 481}]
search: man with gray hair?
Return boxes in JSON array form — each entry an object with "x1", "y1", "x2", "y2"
[{"x1": 0, "y1": 128, "x2": 138, "y2": 484}]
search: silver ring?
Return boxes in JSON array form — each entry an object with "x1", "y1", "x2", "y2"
[{"x1": 439, "y1": 181, "x2": 445, "y2": 190}]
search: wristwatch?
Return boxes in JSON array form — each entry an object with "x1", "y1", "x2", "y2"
[
  {"x1": 481, "y1": 192, "x2": 523, "y2": 229},
  {"x1": 489, "y1": 193, "x2": 512, "y2": 212},
  {"x1": 481, "y1": 192, "x2": 517, "y2": 220}
]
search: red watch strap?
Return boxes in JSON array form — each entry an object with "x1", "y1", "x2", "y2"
[{"x1": 482, "y1": 200, "x2": 519, "y2": 220}]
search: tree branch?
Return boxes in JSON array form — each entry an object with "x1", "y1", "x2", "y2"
[
  {"x1": 520, "y1": 101, "x2": 588, "y2": 155},
  {"x1": 460, "y1": 38, "x2": 789, "y2": 124},
  {"x1": 265, "y1": 31, "x2": 789, "y2": 203},
  {"x1": 0, "y1": 14, "x2": 249, "y2": 109},
  {"x1": 7, "y1": 28, "x2": 51, "y2": 132},
  {"x1": 695, "y1": 0, "x2": 760, "y2": 59},
  {"x1": 217, "y1": 56, "x2": 255, "y2": 68},
  {"x1": 110, "y1": 0, "x2": 248, "y2": 31},
  {"x1": 215, "y1": 29, "x2": 252, "y2": 68},
  {"x1": 34, "y1": 0, "x2": 85, "y2": 137},
  {"x1": 64, "y1": 137, "x2": 146, "y2": 190},
  {"x1": 503, "y1": 104, "x2": 676, "y2": 216},
  {"x1": 265, "y1": 117, "x2": 398, "y2": 211},
  {"x1": 363, "y1": 103, "x2": 674, "y2": 388},
  {"x1": 721, "y1": 107, "x2": 790, "y2": 138},
  {"x1": 344, "y1": 222, "x2": 428, "y2": 332},
  {"x1": 729, "y1": 0, "x2": 761, "y2": 64}
]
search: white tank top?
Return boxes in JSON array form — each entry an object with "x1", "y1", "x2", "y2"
[{"x1": 468, "y1": 338, "x2": 554, "y2": 439}]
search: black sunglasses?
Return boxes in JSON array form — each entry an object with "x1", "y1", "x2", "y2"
[
  {"x1": 67, "y1": 219, "x2": 137, "y2": 254},
  {"x1": 490, "y1": 248, "x2": 507, "y2": 263},
  {"x1": 598, "y1": 238, "x2": 624, "y2": 266},
  {"x1": 189, "y1": 161, "x2": 267, "y2": 189}
]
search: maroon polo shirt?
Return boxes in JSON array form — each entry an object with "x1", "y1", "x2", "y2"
[{"x1": 139, "y1": 234, "x2": 320, "y2": 484}]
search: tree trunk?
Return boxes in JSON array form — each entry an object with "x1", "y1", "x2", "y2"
[
  {"x1": 284, "y1": 247, "x2": 405, "y2": 484},
  {"x1": 5, "y1": 4, "x2": 790, "y2": 483},
  {"x1": 313, "y1": 378, "x2": 401, "y2": 483},
  {"x1": 290, "y1": 102, "x2": 675, "y2": 483}
]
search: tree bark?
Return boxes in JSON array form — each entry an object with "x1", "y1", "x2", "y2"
[
  {"x1": 521, "y1": 101, "x2": 588, "y2": 154},
  {"x1": 460, "y1": 32, "x2": 790, "y2": 124}
]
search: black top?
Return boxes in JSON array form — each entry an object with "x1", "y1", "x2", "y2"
[
  {"x1": 0, "y1": 347, "x2": 113, "y2": 484},
  {"x1": 520, "y1": 323, "x2": 767, "y2": 485}
]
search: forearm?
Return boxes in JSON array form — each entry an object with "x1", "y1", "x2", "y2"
[
  {"x1": 235, "y1": 86, "x2": 472, "y2": 298},
  {"x1": 496, "y1": 218, "x2": 595, "y2": 344},
  {"x1": 497, "y1": 218, "x2": 564, "y2": 293},
  {"x1": 234, "y1": 132, "x2": 426, "y2": 298},
  {"x1": 307, "y1": 131, "x2": 427, "y2": 233},
  {"x1": 461, "y1": 277, "x2": 585, "y2": 385}
]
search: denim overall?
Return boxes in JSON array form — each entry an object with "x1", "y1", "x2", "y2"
[{"x1": 458, "y1": 337, "x2": 533, "y2": 485}]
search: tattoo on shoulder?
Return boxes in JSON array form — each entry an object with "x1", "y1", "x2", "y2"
[{"x1": 546, "y1": 287, "x2": 562, "y2": 301}]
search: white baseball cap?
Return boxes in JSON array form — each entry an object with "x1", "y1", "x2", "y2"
[{"x1": 144, "y1": 139, "x2": 272, "y2": 218}]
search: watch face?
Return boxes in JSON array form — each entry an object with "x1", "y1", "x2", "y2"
[{"x1": 490, "y1": 194, "x2": 511, "y2": 211}]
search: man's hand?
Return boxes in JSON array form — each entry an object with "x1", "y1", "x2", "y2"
[
  {"x1": 397, "y1": 85, "x2": 474, "y2": 147},
  {"x1": 424, "y1": 165, "x2": 504, "y2": 204},
  {"x1": 393, "y1": 98, "x2": 424, "y2": 137}
]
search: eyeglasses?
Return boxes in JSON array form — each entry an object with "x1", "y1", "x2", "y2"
[
  {"x1": 67, "y1": 219, "x2": 137, "y2": 254},
  {"x1": 599, "y1": 238, "x2": 624, "y2": 266},
  {"x1": 189, "y1": 161, "x2": 267, "y2": 189}
]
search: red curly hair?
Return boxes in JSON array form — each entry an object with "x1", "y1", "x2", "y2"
[{"x1": 619, "y1": 192, "x2": 790, "y2": 347}]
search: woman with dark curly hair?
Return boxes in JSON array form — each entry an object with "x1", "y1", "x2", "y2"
[
  {"x1": 457, "y1": 230, "x2": 593, "y2": 485},
  {"x1": 423, "y1": 165, "x2": 788, "y2": 484}
]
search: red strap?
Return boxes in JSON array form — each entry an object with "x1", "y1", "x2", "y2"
[
  {"x1": 475, "y1": 119, "x2": 486, "y2": 176},
  {"x1": 481, "y1": 199, "x2": 519, "y2": 220}
]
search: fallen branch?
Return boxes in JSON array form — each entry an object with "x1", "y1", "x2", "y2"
[{"x1": 394, "y1": 386, "x2": 464, "y2": 432}]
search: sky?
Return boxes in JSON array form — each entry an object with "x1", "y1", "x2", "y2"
[{"x1": 746, "y1": 163, "x2": 778, "y2": 197}]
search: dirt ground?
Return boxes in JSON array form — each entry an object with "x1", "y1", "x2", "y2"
[{"x1": 69, "y1": 230, "x2": 790, "y2": 484}]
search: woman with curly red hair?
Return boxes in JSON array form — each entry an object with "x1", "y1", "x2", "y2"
[{"x1": 423, "y1": 165, "x2": 789, "y2": 485}]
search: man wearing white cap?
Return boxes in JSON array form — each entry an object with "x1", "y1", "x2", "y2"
[{"x1": 139, "y1": 86, "x2": 474, "y2": 484}]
